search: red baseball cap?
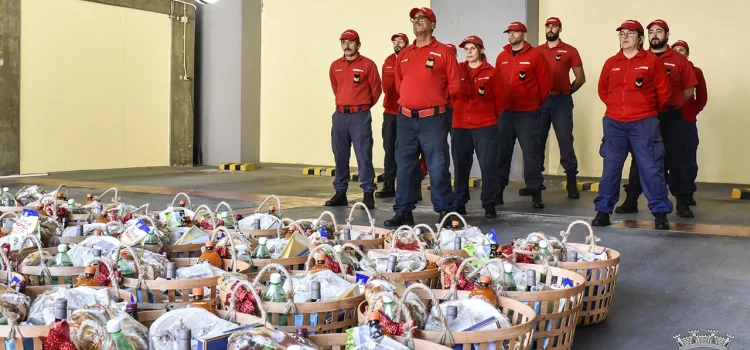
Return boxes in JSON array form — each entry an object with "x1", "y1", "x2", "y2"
[
  {"x1": 445, "y1": 43, "x2": 457, "y2": 54},
  {"x1": 340, "y1": 29, "x2": 359, "y2": 41},
  {"x1": 504, "y1": 22, "x2": 528, "y2": 33},
  {"x1": 410, "y1": 7, "x2": 436, "y2": 23},
  {"x1": 391, "y1": 33, "x2": 409, "y2": 44},
  {"x1": 616, "y1": 20, "x2": 644, "y2": 33},
  {"x1": 545, "y1": 17, "x2": 562, "y2": 26},
  {"x1": 672, "y1": 40, "x2": 690, "y2": 52},
  {"x1": 647, "y1": 19, "x2": 670, "y2": 32},
  {"x1": 459, "y1": 35, "x2": 484, "y2": 48}
]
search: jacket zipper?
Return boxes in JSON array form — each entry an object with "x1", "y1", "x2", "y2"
[{"x1": 622, "y1": 59, "x2": 630, "y2": 118}]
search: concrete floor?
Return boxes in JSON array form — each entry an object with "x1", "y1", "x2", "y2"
[{"x1": 4, "y1": 166, "x2": 750, "y2": 349}]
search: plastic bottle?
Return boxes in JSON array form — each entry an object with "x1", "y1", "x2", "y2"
[
  {"x1": 469, "y1": 275, "x2": 497, "y2": 306},
  {"x1": 263, "y1": 273, "x2": 288, "y2": 326},
  {"x1": 309, "y1": 253, "x2": 329, "y2": 274},
  {"x1": 96, "y1": 210, "x2": 109, "y2": 223},
  {"x1": 368, "y1": 311, "x2": 389, "y2": 338},
  {"x1": 85, "y1": 193, "x2": 95, "y2": 205},
  {"x1": 166, "y1": 262, "x2": 176, "y2": 280},
  {"x1": 450, "y1": 220, "x2": 461, "y2": 231},
  {"x1": 178, "y1": 328, "x2": 191, "y2": 350},
  {"x1": 105, "y1": 319, "x2": 137, "y2": 350},
  {"x1": 503, "y1": 263, "x2": 518, "y2": 291},
  {"x1": 386, "y1": 255, "x2": 397, "y2": 273},
  {"x1": 188, "y1": 287, "x2": 216, "y2": 315},
  {"x1": 55, "y1": 244, "x2": 74, "y2": 285},
  {"x1": 526, "y1": 269, "x2": 537, "y2": 292},
  {"x1": 199, "y1": 241, "x2": 222, "y2": 268},
  {"x1": 74, "y1": 266, "x2": 101, "y2": 287},
  {"x1": 251, "y1": 237, "x2": 271, "y2": 259},
  {"x1": 143, "y1": 227, "x2": 160, "y2": 247},
  {"x1": 381, "y1": 296, "x2": 397, "y2": 321},
  {"x1": 0, "y1": 187, "x2": 17, "y2": 207}
]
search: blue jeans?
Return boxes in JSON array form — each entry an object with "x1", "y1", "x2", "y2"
[
  {"x1": 393, "y1": 109, "x2": 454, "y2": 213},
  {"x1": 594, "y1": 116, "x2": 672, "y2": 214},
  {"x1": 331, "y1": 110, "x2": 376, "y2": 192}
]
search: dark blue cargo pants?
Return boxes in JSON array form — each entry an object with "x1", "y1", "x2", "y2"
[
  {"x1": 452, "y1": 125, "x2": 500, "y2": 207},
  {"x1": 331, "y1": 109, "x2": 376, "y2": 193},
  {"x1": 683, "y1": 121, "x2": 699, "y2": 193},
  {"x1": 539, "y1": 94, "x2": 579, "y2": 175},
  {"x1": 497, "y1": 110, "x2": 545, "y2": 190}
]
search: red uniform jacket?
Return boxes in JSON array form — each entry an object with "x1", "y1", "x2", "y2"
[
  {"x1": 536, "y1": 40, "x2": 583, "y2": 94},
  {"x1": 452, "y1": 60, "x2": 507, "y2": 129},
  {"x1": 598, "y1": 49, "x2": 671, "y2": 122},
  {"x1": 494, "y1": 41, "x2": 552, "y2": 112},
  {"x1": 682, "y1": 63, "x2": 707, "y2": 122},
  {"x1": 329, "y1": 54, "x2": 382, "y2": 108},
  {"x1": 381, "y1": 53, "x2": 400, "y2": 115},
  {"x1": 395, "y1": 38, "x2": 460, "y2": 110},
  {"x1": 655, "y1": 47, "x2": 698, "y2": 112}
]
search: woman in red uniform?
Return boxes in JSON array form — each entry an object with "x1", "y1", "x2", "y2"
[{"x1": 451, "y1": 35, "x2": 507, "y2": 218}]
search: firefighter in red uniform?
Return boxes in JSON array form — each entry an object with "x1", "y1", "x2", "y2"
[
  {"x1": 672, "y1": 40, "x2": 708, "y2": 205},
  {"x1": 614, "y1": 19, "x2": 698, "y2": 219},
  {"x1": 384, "y1": 7, "x2": 460, "y2": 227},
  {"x1": 593, "y1": 20, "x2": 673, "y2": 230},
  {"x1": 451, "y1": 35, "x2": 507, "y2": 218},
  {"x1": 494, "y1": 22, "x2": 552, "y2": 209},
  {"x1": 325, "y1": 29, "x2": 382, "y2": 210}
]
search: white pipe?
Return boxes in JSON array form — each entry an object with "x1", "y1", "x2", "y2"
[{"x1": 0, "y1": 173, "x2": 49, "y2": 179}]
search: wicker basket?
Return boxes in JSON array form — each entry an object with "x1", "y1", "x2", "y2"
[
  {"x1": 14, "y1": 234, "x2": 89, "y2": 286},
  {"x1": 58, "y1": 221, "x2": 124, "y2": 244},
  {"x1": 223, "y1": 254, "x2": 365, "y2": 334},
  {"x1": 558, "y1": 220, "x2": 621, "y2": 327},
  {"x1": 309, "y1": 333, "x2": 452, "y2": 350},
  {"x1": 240, "y1": 195, "x2": 287, "y2": 238},
  {"x1": 334, "y1": 204, "x2": 387, "y2": 249},
  {"x1": 357, "y1": 282, "x2": 537, "y2": 350},
  {"x1": 118, "y1": 238, "x2": 252, "y2": 312}
]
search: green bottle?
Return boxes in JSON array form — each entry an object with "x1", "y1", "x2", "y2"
[
  {"x1": 381, "y1": 296, "x2": 397, "y2": 321},
  {"x1": 263, "y1": 273, "x2": 288, "y2": 326},
  {"x1": 251, "y1": 237, "x2": 271, "y2": 259},
  {"x1": 538, "y1": 241, "x2": 553, "y2": 261},
  {"x1": 143, "y1": 228, "x2": 160, "y2": 247},
  {"x1": 55, "y1": 244, "x2": 74, "y2": 285},
  {"x1": 503, "y1": 262, "x2": 517, "y2": 291},
  {"x1": 105, "y1": 319, "x2": 137, "y2": 350},
  {"x1": 0, "y1": 187, "x2": 16, "y2": 207}
]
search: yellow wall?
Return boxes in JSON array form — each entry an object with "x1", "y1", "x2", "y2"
[
  {"x1": 20, "y1": 0, "x2": 171, "y2": 174},
  {"x1": 260, "y1": 0, "x2": 429, "y2": 166},
  {"x1": 539, "y1": 0, "x2": 750, "y2": 184}
]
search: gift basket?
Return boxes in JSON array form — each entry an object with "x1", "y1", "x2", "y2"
[
  {"x1": 161, "y1": 204, "x2": 220, "y2": 259},
  {"x1": 59, "y1": 220, "x2": 124, "y2": 244},
  {"x1": 309, "y1": 333, "x2": 452, "y2": 350},
  {"x1": 15, "y1": 234, "x2": 91, "y2": 286},
  {"x1": 356, "y1": 281, "x2": 536, "y2": 350},
  {"x1": 117, "y1": 215, "x2": 174, "y2": 254},
  {"x1": 119, "y1": 228, "x2": 252, "y2": 312},
  {"x1": 222, "y1": 246, "x2": 364, "y2": 334},
  {"x1": 457, "y1": 250, "x2": 586, "y2": 349},
  {"x1": 238, "y1": 195, "x2": 285, "y2": 238},
  {"x1": 557, "y1": 220, "x2": 620, "y2": 327},
  {"x1": 335, "y1": 204, "x2": 388, "y2": 249}
]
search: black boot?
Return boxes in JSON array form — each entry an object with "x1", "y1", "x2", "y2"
[
  {"x1": 518, "y1": 187, "x2": 532, "y2": 196},
  {"x1": 531, "y1": 190, "x2": 545, "y2": 209},
  {"x1": 455, "y1": 205, "x2": 467, "y2": 215},
  {"x1": 495, "y1": 187, "x2": 505, "y2": 206},
  {"x1": 484, "y1": 205, "x2": 497, "y2": 219},
  {"x1": 566, "y1": 173, "x2": 580, "y2": 199},
  {"x1": 654, "y1": 213, "x2": 669, "y2": 230},
  {"x1": 384, "y1": 212, "x2": 414, "y2": 227},
  {"x1": 689, "y1": 197, "x2": 697, "y2": 206},
  {"x1": 325, "y1": 191, "x2": 348, "y2": 207},
  {"x1": 591, "y1": 212, "x2": 611, "y2": 226},
  {"x1": 676, "y1": 199, "x2": 695, "y2": 218},
  {"x1": 363, "y1": 192, "x2": 375, "y2": 210},
  {"x1": 614, "y1": 197, "x2": 638, "y2": 214},
  {"x1": 375, "y1": 181, "x2": 395, "y2": 198}
]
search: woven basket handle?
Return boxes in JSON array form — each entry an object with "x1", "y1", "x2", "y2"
[
  {"x1": 267, "y1": 216, "x2": 285, "y2": 239},
  {"x1": 84, "y1": 256, "x2": 120, "y2": 293},
  {"x1": 435, "y1": 212, "x2": 469, "y2": 238},
  {"x1": 105, "y1": 221, "x2": 125, "y2": 235},
  {"x1": 412, "y1": 223, "x2": 438, "y2": 251},
  {"x1": 0, "y1": 211, "x2": 19, "y2": 221},
  {"x1": 192, "y1": 204, "x2": 218, "y2": 229},
  {"x1": 225, "y1": 279, "x2": 267, "y2": 323},
  {"x1": 213, "y1": 227, "x2": 240, "y2": 272},
  {"x1": 255, "y1": 195, "x2": 282, "y2": 215},
  {"x1": 133, "y1": 214, "x2": 166, "y2": 247},
  {"x1": 134, "y1": 203, "x2": 149, "y2": 215},
  {"x1": 316, "y1": 211, "x2": 338, "y2": 234},
  {"x1": 398, "y1": 282, "x2": 455, "y2": 347},
  {"x1": 214, "y1": 202, "x2": 237, "y2": 224},
  {"x1": 251, "y1": 262, "x2": 297, "y2": 315},
  {"x1": 346, "y1": 202, "x2": 376, "y2": 238},
  {"x1": 115, "y1": 243, "x2": 147, "y2": 287},
  {"x1": 97, "y1": 187, "x2": 120, "y2": 204},
  {"x1": 390, "y1": 227, "x2": 426, "y2": 257},
  {"x1": 341, "y1": 242, "x2": 373, "y2": 269},
  {"x1": 560, "y1": 220, "x2": 600, "y2": 253},
  {"x1": 170, "y1": 193, "x2": 193, "y2": 209},
  {"x1": 304, "y1": 243, "x2": 346, "y2": 278}
]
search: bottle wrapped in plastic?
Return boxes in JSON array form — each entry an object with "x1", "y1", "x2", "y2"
[
  {"x1": 227, "y1": 325, "x2": 319, "y2": 350},
  {"x1": 67, "y1": 304, "x2": 148, "y2": 350},
  {"x1": 0, "y1": 285, "x2": 31, "y2": 326}
]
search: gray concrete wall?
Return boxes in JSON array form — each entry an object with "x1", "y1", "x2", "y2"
[
  {"x1": 196, "y1": 0, "x2": 261, "y2": 166},
  {"x1": 431, "y1": 0, "x2": 538, "y2": 181}
]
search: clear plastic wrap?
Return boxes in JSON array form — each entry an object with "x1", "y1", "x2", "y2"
[
  {"x1": 227, "y1": 325, "x2": 318, "y2": 350},
  {"x1": 68, "y1": 236, "x2": 122, "y2": 266},
  {"x1": 238, "y1": 213, "x2": 280, "y2": 231},
  {"x1": 19, "y1": 249, "x2": 53, "y2": 267},
  {"x1": 0, "y1": 285, "x2": 30, "y2": 326},
  {"x1": 27, "y1": 286, "x2": 117, "y2": 325},
  {"x1": 425, "y1": 299, "x2": 511, "y2": 331},
  {"x1": 218, "y1": 272, "x2": 249, "y2": 296},
  {"x1": 438, "y1": 226, "x2": 492, "y2": 259},
  {"x1": 149, "y1": 308, "x2": 241, "y2": 350},
  {"x1": 68, "y1": 304, "x2": 148, "y2": 350},
  {"x1": 62, "y1": 223, "x2": 116, "y2": 237},
  {"x1": 118, "y1": 247, "x2": 169, "y2": 280},
  {"x1": 14, "y1": 185, "x2": 48, "y2": 206},
  {"x1": 266, "y1": 237, "x2": 289, "y2": 259},
  {"x1": 360, "y1": 251, "x2": 426, "y2": 273},
  {"x1": 347, "y1": 324, "x2": 410, "y2": 350},
  {"x1": 176, "y1": 261, "x2": 227, "y2": 280},
  {"x1": 567, "y1": 246, "x2": 608, "y2": 262},
  {"x1": 511, "y1": 232, "x2": 568, "y2": 262},
  {"x1": 286, "y1": 270, "x2": 357, "y2": 302}
]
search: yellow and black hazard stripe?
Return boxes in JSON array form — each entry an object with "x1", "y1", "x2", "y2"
[
  {"x1": 563, "y1": 181, "x2": 599, "y2": 192},
  {"x1": 219, "y1": 163, "x2": 257, "y2": 171},
  {"x1": 302, "y1": 167, "x2": 335, "y2": 176},
  {"x1": 350, "y1": 173, "x2": 385, "y2": 183},
  {"x1": 731, "y1": 188, "x2": 750, "y2": 200},
  {"x1": 450, "y1": 178, "x2": 482, "y2": 188}
]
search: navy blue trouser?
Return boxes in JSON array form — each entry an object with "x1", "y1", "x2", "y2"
[
  {"x1": 394, "y1": 109, "x2": 454, "y2": 213},
  {"x1": 623, "y1": 109, "x2": 692, "y2": 202},
  {"x1": 452, "y1": 125, "x2": 500, "y2": 207},
  {"x1": 497, "y1": 110, "x2": 545, "y2": 189},
  {"x1": 331, "y1": 110, "x2": 377, "y2": 193},
  {"x1": 683, "y1": 121, "x2": 699, "y2": 193},
  {"x1": 539, "y1": 94, "x2": 579, "y2": 175},
  {"x1": 594, "y1": 116, "x2": 672, "y2": 214},
  {"x1": 382, "y1": 113, "x2": 398, "y2": 184}
]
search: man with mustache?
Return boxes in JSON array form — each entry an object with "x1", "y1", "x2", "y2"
[
  {"x1": 614, "y1": 19, "x2": 698, "y2": 219},
  {"x1": 533, "y1": 16, "x2": 586, "y2": 200},
  {"x1": 672, "y1": 40, "x2": 708, "y2": 206},
  {"x1": 325, "y1": 29, "x2": 383, "y2": 210},
  {"x1": 494, "y1": 22, "x2": 552, "y2": 209},
  {"x1": 384, "y1": 7, "x2": 459, "y2": 226},
  {"x1": 376, "y1": 33, "x2": 409, "y2": 199}
]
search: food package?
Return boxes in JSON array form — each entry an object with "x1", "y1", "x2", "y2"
[
  {"x1": 61, "y1": 223, "x2": 116, "y2": 237},
  {"x1": 15, "y1": 185, "x2": 48, "y2": 206},
  {"x1": 68, "y1": 236, "x2": 122, "y2": 266},
  {"x1": 149, "y1": 308, "x2": 241, "y2": 350},
  {"x1": 425, "y1": 298, "x2": 511, "y2": 332},
  {"x1": 438, "y1": 255, "x2": 478, "y2": 291},
  {"x1": 346, "y1": 324, "x2": 410, "y2": 350},
  {"x1": 293, "y1": 219, "x2": 335, "y2": 237},
  {"x1": 286, "y1": 270, "x2": 359, "y2": 302},
  {"x1": 363, "y1": 276, "x2": 405, "y2": 306},
  {"x1": 438, "y1": 226, "x2": 492, "y2": 259},
  {"x1": 510, "y1": 233, "x2": 568, "y2": 262},
  {"x1": 105, "y1": 203, "x2": 148, "y2": 224},
  {"x1": 117, "y1": 247, "x2": 169, "y2": 280},
  {"x1": 238, "y1": 213, "x2": 281, "y2": 231},
  {"x1": 27, "y1": 286, "x2": 117, "y2": 325},
  {"x1": 19, "y1": 249, "x2": 54, "y2": 267},
  {"x1": 359, "y1": 251, "x2": 426, "y2": 273},
  {"x1": 227, "y1": 324, "x2": 318, "y2": 350},
  {"x1": 176, "y1": 261, "x2": 227, "y2": 280},
  {"x1": 280, "y1": 233, "x2": 311, "y2": 258},
  {"x1": 566, "y1": 246, "x2": 608, "y2": 262},
  {"x1": 174, "y1": 226, "x2": 210, "y2": 245},
  {"x1": 68, "y1": 304, "x2": 148, "y2": 350},
  {"x1": 0, "y1": 285, "x2": 31, "y2": 326}
]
